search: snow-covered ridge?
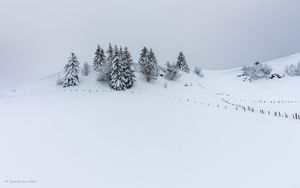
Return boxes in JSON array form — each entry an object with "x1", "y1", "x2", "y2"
[
  {"x1": 264, "y1": 52, "x2": 300, "y2": 66},
  {"x1": 215, "y1": 52, "x2": 300, "y2": 75}
]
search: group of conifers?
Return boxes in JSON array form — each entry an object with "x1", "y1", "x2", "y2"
[{"x1": 62, "y1": 43, "x2": 190, "y2": 90}]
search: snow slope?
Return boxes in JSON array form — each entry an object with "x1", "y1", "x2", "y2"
[{"x1": 0, "y1": 54, "x2": 300, "y2": 188}]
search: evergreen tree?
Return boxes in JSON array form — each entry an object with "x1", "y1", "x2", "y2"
[
  {"x1": 98, "y1": 43, "x2": 114, "y2": 81},
  {"x1": 139, "y1": 47, "x2": 158, "y2": 82},
  {"x1": 106, "y1": 43, "x2": 114, "y2": 65},
  {"x1": 176, "y1": 51, "x2": 190, "y2": 72},
  {"x1": 93, "y1": 45, "x2": 106, "y2": 71},
  {"x1": 109, "y1": 47, "x2": 127, "y2": 90},
  {"x1": 63, "y1": 53, "x2": 80, "y2": 87},
  {"x1": 82, "y1": 62, "x2": 90, "y2": 76},
  {"x1": 148, "y1": 48, "x2": 158, "y2": 73},
  {"x1": 112, "y1": 45, "x2": 119, "y2": 63},
  {"x1": 122, "y1": 47, "x2": 136, "y2": 88},
  {"x1": 139, "y1": 47, "x2": 148, "y2": 68},
  {"x1": 119, "y1": 46, "x2": 124, "y2": 57}
]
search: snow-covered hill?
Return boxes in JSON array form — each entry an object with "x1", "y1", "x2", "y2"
[{"x1": 0, "y1": 54, "x2": 300, "y2": 188}]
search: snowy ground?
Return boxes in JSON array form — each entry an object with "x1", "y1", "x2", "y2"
[{"x1": 0, "y1": 54, "x2": 300, "y2": 187}]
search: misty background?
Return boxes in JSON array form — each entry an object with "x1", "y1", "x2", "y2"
[{"x1": 1, "y1": 0, "x2": 300, "y2": 88}]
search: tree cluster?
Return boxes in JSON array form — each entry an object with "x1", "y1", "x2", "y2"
[
  {"x1": 61, "y1": 44, "x2": 191, "y2": 90},
  {"x1": 240, "y1": 62, "x2": 272, "y2": 81},
  {"x1": 139, "y1": 47, "x2": 159, "y2": 82},
  {"x1": 109, "y1": 46, "x2": 136, "y2": 90},
  {"x1": 285, "y1": 62, "x2": 300, "y2": 76}
]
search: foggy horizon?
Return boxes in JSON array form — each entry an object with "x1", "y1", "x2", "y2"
[{"x1": 1, "y1": 0, "x2": 300, "y2": 87}]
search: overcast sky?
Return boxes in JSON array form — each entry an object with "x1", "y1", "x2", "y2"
[{"x1": 1, "y1": 0, "x2": 300, "y2": 86}]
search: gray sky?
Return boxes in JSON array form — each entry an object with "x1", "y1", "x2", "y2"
[{"x1": 1, "y1": 0, "x2": 300, "y2": 86}]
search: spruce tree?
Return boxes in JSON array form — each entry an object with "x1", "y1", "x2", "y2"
[
  {"x1": 123, "y1": 47, "x2": 136, "y2": 88},
  {"x1": 110, "y1": 47, "x2": 127, "y2": 90},
  {"x1": 98, "y1": 43, "x2": 114, "y2": 81},
  {"x1": 82, "y1": 62, "x2": 90, "y2": 76},
  {"x1": 139, "y1": 47, "x2": 158, "y2": 82},
  {"x1": 106, "y1": 43, "x2": 114, "y2": 65},
  {"x1": 63, "y1": 53, "x2": 80, "y2": 87},
  {"x1": 112, "y1": 45, "x2": 119, "y2": 62},
  {"x1": 93, "y1": 45, "x2": 106, "y2": 71},
  {"x1": 119, "y1": 46, "x2": 124, "y2": 57},
  {"x1": 105, "y1": 43, "x2": 114, "y2": 75},
  {"x1": 139, "y1": 47, "x2": 148, "y2": 68},
  {"x1": 176, "y1": 51, "x2": 190, "y2": 72},
  {"x1": 148, "y1": 48, "x2": 158, "y2": 74}
]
